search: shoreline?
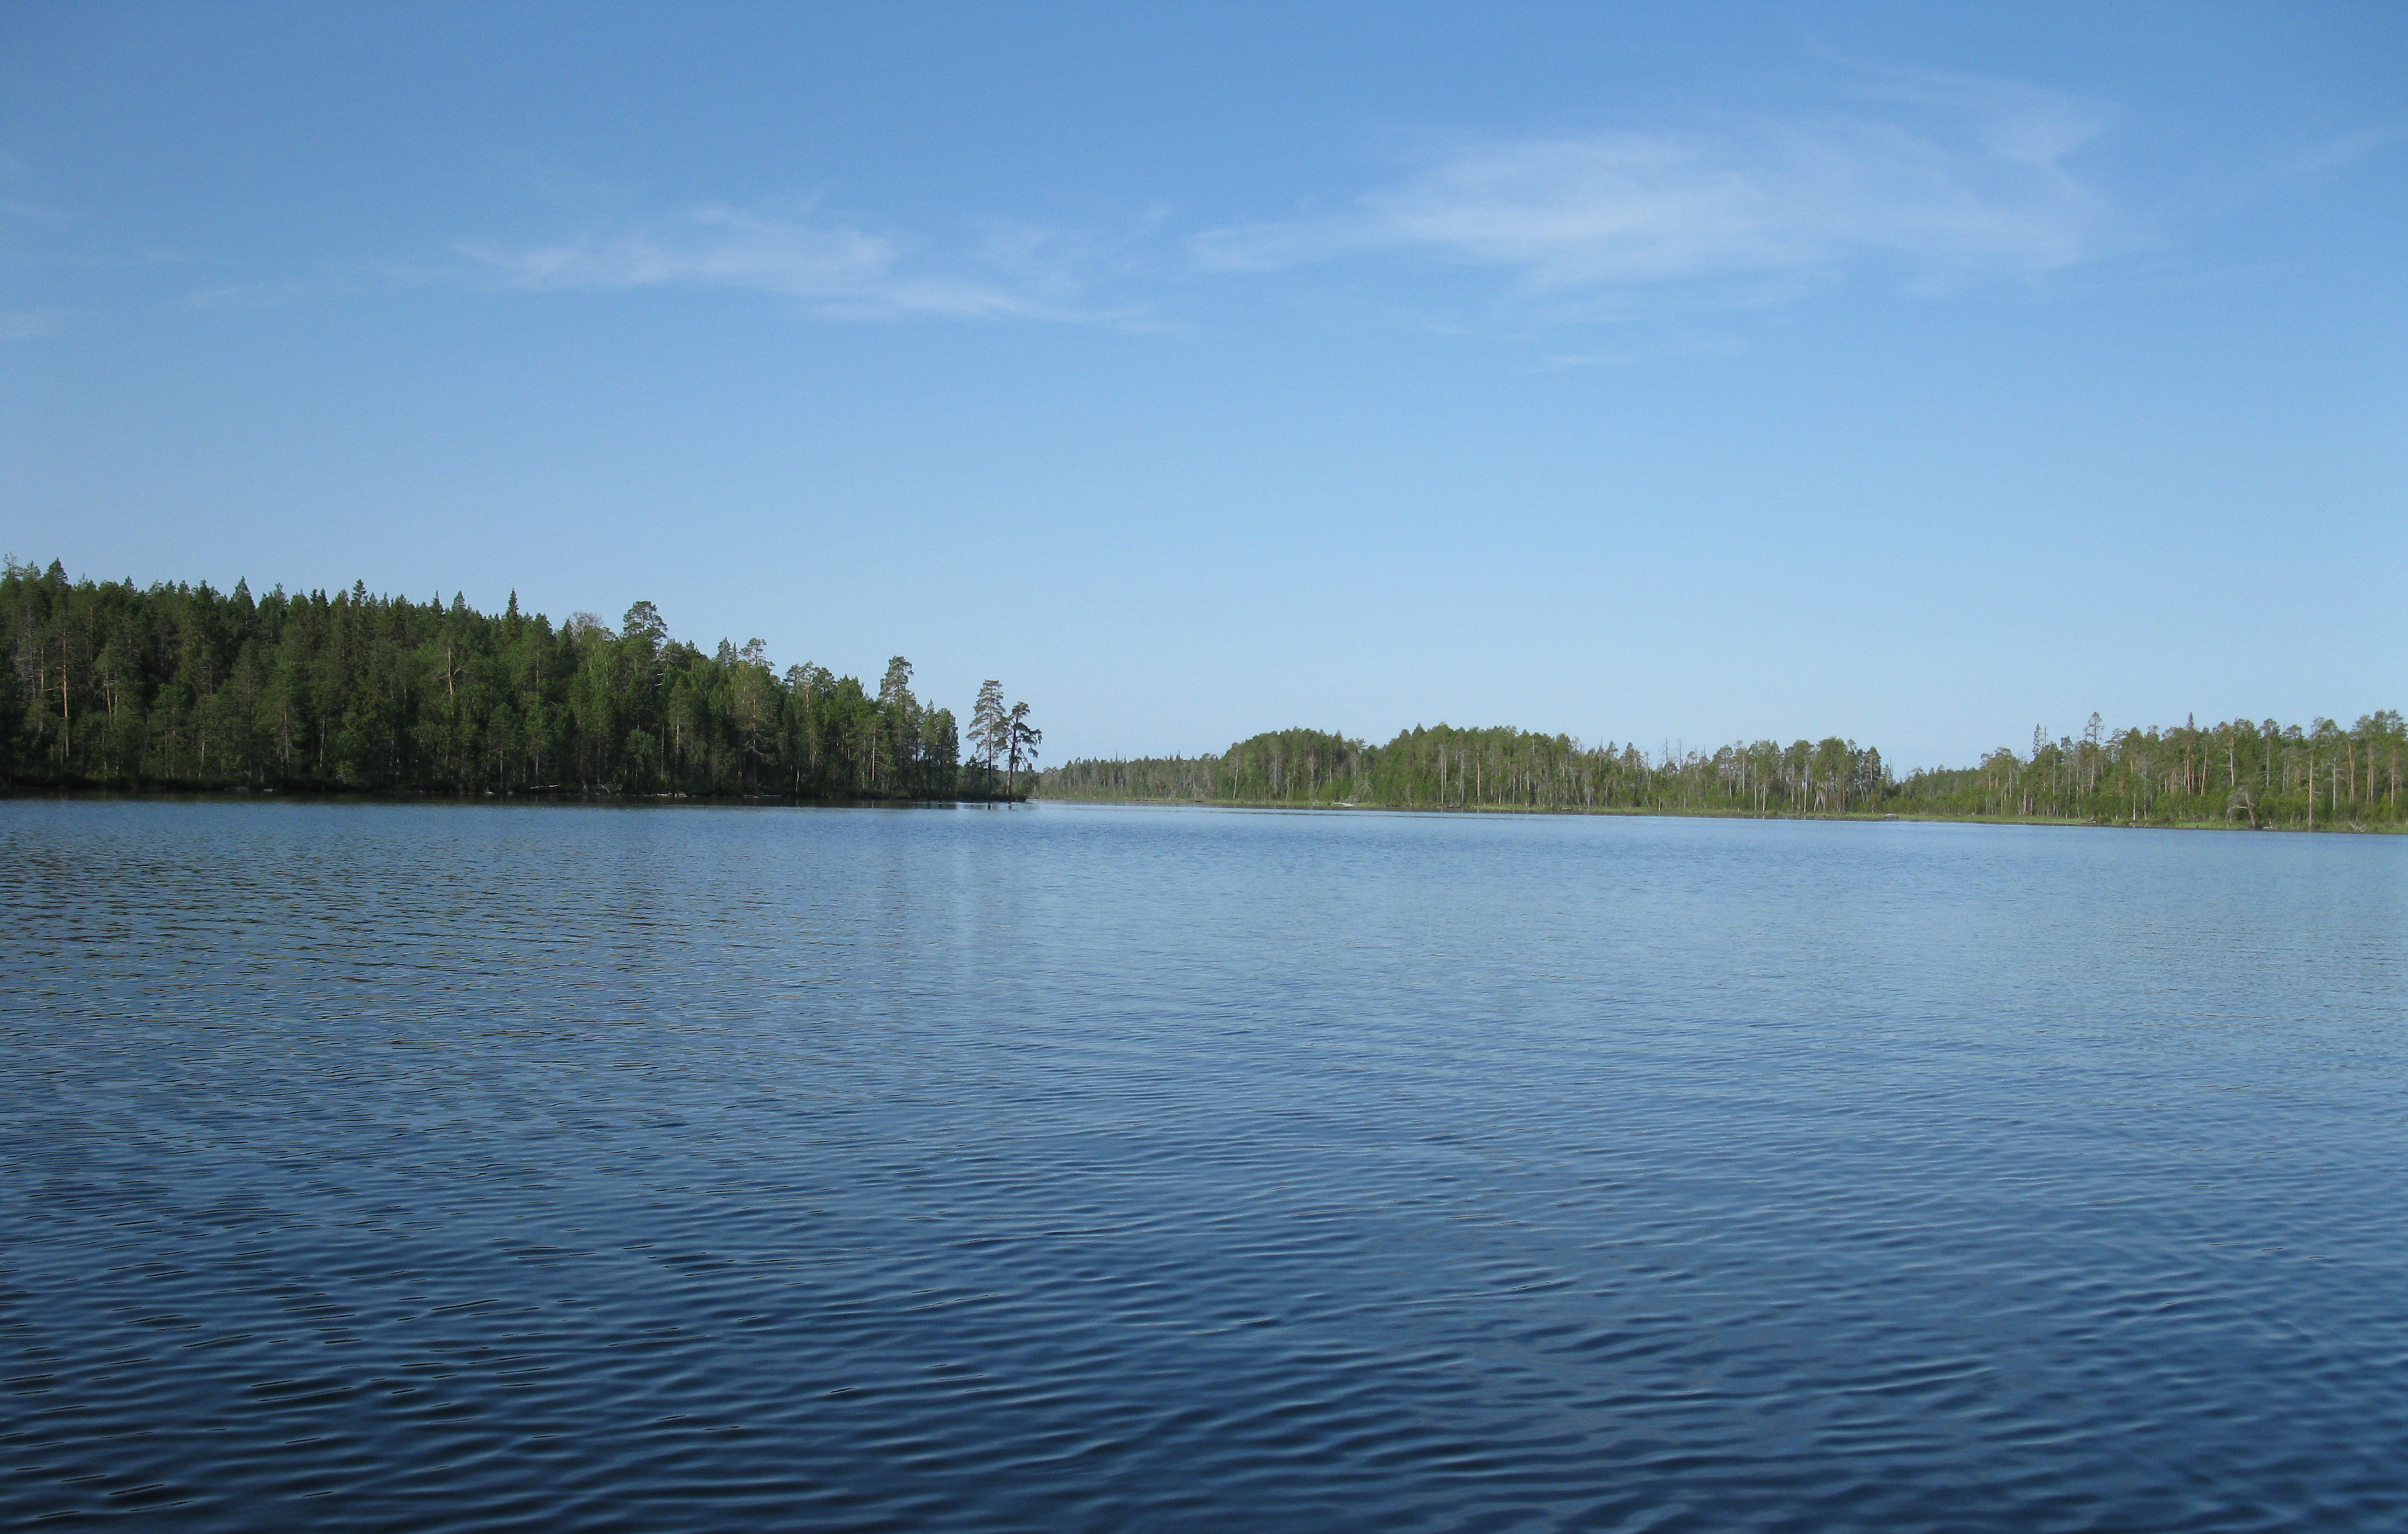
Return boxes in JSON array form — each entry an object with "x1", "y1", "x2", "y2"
[
  {"x1": 1028, "y1": 795, "x2": 2404, "y2": 834},
  {"x1": 3, "y1": 785, "x2": 2393, "y2": 832},
  {"x1": 0, "y1": 784, "x2": 1030, "y2": 809}
]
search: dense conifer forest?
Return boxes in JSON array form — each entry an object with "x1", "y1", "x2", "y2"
[
  {"x1": 10, "y1": 560, "x2": 2397, "y2": 828},
  {"x1": 1042, "y1": 712, "x2": 2407, "y2": 831},
  {"x1": 0, "y1": 560, "x2": 1042, "y2": 799}
]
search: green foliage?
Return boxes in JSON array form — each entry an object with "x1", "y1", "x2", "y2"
[
  {"x1": 1044, "y1": 710, "x2": 2408, "y2": 830},
  {"x1": 1892, "y1": 712, "x2": 2407, "y2": 829},
  {"x1": 1044, "y1": 725, "x2": 1892, "y2": 815},
  {"x1": 0, "y1": 559, "x2": 1014, "y2": 800}
]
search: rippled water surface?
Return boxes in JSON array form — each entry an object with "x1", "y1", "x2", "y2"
[{"x1": 4, "y1": 799, "x2": 2405, "y2": 1531}]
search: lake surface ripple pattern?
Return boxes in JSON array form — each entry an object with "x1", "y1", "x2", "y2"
[{"x1": 3, "y1": 800, "x2": 2404, "y2": 1532}]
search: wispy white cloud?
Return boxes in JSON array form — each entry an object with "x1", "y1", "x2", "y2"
[
  {"x1": 460, "y1": 203, "x2": 1135, "y2": 323},
  {"x1": 1192, "y1": 84, "x2": 2114, "y2": 301},
  {"x1": 443, "y1": 83, "x2": 2127, "y2": 333}
]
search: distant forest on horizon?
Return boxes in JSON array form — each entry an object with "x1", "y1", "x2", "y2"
[
  {"x1": 0, "y1": 560, "x2": 1040, "y2": 800},
  {"x1": 6, "y1": 560, "x2": 2397, "y2": 829},
  {"x1": 1041, "y1": 716, "x2": 2406, "y2": 831}
]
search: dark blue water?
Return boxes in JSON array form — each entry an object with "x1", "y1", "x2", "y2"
[{"x1": 3, "y1": 799, "x2": 2403, "y2": 1531}]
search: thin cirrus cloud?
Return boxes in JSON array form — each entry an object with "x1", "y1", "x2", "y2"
[
  {"x1": 455, "y1": 83, "x2": 2122, "y2": 329},
  {"x1": 1191, "y1": 91, "x2": 2116, "y2": 301},
  {"x1": 458, "y1": 203, "x2": 1116, "y2": 323}
]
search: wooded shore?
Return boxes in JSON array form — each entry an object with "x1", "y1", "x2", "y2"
[
  {"x1": 1039, "y1": 716, "x2": 2407, "y2": 832},
  {"x1": 1, "y1": 561, "x2": 1041, "y2": 801}
]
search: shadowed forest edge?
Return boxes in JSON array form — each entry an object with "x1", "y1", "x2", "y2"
[{"x1": 1, "y1": 561, "x2": 1040, "y2": 800}]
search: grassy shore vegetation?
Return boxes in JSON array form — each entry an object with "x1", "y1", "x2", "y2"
[
  {"x1": 1042, "y1": 712, "x2": 2408, "y2": 831},
  {"x1": 1, "y1": 560, "x2": 1040, "y2": 799}
]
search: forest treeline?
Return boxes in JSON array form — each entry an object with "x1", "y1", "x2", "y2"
[
  {"x1": 11, "y1": 558, "x2": 2397, "y2": 828},
  {"x1": 1, "y1": 560, "x2": 1041, "y2": 799},
  {"x1": 1042, "y1": 711, "x2": 2408, "y2": 830}
]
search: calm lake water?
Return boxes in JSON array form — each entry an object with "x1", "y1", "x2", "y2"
[{"x1": 3, "y1": 799, "x2": 2404, "y2": 1531}]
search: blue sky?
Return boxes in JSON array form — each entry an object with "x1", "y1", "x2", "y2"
[{"x1": 3, "y1": 3, "x2": 2401, "y2": 768}]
